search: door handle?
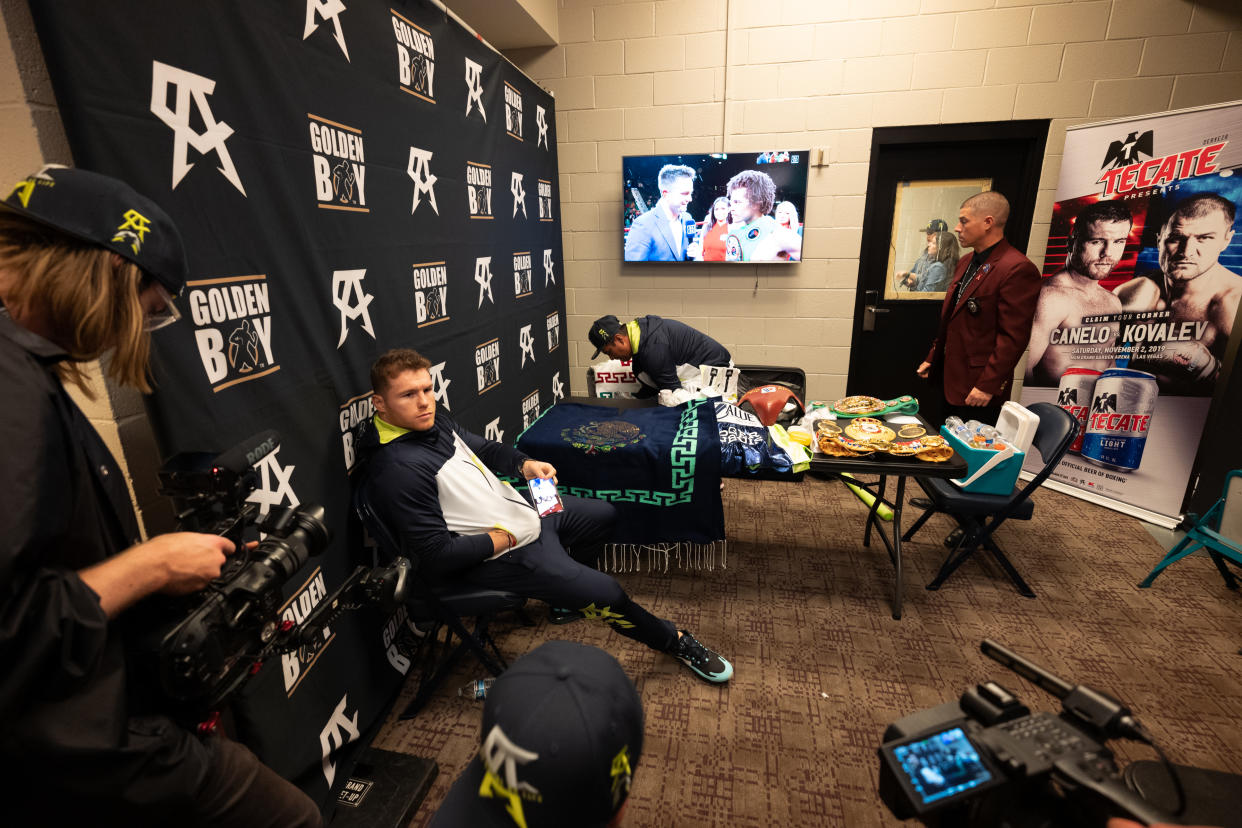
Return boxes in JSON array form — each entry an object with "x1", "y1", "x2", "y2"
[{"x1": 863, "y1": 290, "x2": 889, "y2": 332}]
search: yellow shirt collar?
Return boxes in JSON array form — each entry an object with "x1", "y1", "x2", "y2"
[
  {"x1": 373, "y1": 413, "x2": 411, "y2": 444},
  {"x1": 626, "y1": 319, "x2": 641, "y2": 354}
]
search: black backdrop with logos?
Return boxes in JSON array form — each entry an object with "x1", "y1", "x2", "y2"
[{"x1": 29, "y1": 0, "x2": 566, "y2": 805}]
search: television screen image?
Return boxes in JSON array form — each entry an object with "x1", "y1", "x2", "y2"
[{"x1": 622, "y1": 151, "x2": 809, "y2": 263}]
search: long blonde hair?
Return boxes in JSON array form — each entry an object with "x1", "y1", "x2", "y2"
[{"x1": 0, "y1": 211, "x2": 152, "y2": 395}]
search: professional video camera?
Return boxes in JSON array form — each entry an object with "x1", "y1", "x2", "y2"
[
  {"x1": 878, "y1": 639, "x2": 1185, "y2": 827},
  {"x1": 146, "y1": 430, "x2": 409, "y2": 723}
]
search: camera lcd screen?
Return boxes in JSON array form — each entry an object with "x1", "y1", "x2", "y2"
[
  {"x1": 529, "y1": 477, "x2": 563, "y2": 517},
  {"x1": 889, "y1": 726, "x2": 996, "y2": 808}
]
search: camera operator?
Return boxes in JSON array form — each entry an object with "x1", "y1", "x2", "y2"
[{"x1": 0, "y1": 166, "x2": 321, "y2": 827}]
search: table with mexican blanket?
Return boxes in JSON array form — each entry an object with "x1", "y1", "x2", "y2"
[{"x1": 515, "y1": 400, "x2": 725, "y2": 572}]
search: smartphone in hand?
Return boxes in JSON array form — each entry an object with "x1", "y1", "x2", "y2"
[{"x1": 530, "y1": 476, "x2": 564, "y2": 517}]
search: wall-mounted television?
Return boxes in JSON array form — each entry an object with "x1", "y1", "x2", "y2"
[{"x1": 622, "y1": 151, "x2": 809, "y2": 263}]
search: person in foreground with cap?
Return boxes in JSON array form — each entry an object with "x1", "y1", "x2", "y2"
[
  {"x1": 357, "y1": 348, "x2": 734, "y2": 684},
  {"x1": 430, "y1": 641, "x2": 644, "y2": 828},
  {"x1": 589, "y1": 313, "x2": 732, "y2": 406},
  {"x1": 0, "y1": 165, "x2": 321, "y2": 826}
]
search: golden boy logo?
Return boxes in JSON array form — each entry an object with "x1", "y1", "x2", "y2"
[
  {"x1": 187, "y1": 274, "x2": 280, "y2": 392},
  {"x1": 390, "y1": 9, "x2": 435, "y2": 101},
  {"x1": 512, "y1": 251, "x2": 532, "y2": 298},
  {"x1": 308, "y1": 113, "x2": 368, "y2": 211},
  {"x1": 467, "y1": 161, "x2": 493, "y2": 219}
]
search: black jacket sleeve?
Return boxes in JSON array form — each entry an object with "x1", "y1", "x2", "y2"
[
  {"x1": 636, "y1": 339, "x2": 683, "y2": 391},
  {"x1": 0, "y1": 354, "x2": 109, "y2": 725}
]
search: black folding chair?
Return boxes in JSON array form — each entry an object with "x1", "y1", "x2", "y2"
[
  {"x1": 352, "y1": 481, "x2": 526, "y2": 718},
  {"x1": 902, "y1": 402, "x2": 1078, "y2": 597}
]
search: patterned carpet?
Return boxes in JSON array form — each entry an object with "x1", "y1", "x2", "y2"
[{"x1": 371, "y1": 475, "x2": 1242, "y2": 827}]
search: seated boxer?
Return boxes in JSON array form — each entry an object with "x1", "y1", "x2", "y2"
[{"x1": 355, "y1": 348, "x2": 734, "y2": 684}]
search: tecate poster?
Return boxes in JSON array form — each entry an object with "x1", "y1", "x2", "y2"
[{"x1": 1020, "y1": 100, "x2": 1242, "y2": 521}]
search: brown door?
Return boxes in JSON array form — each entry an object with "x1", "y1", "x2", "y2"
[{"x1": 846, "y1": 121, "x2": 1048, "y2": 423}]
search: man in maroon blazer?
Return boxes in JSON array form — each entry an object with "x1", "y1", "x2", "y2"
[{"x1": 917, "y1": 191, "x2": 1042, "y2": 425}]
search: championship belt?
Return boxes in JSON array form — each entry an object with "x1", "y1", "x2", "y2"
[
  {"x1": 830, "y1": 395, "x2": 919, "y2": 419},
  {"x1": 814, "y1": 418, "x2": 951, "y2": 460}
]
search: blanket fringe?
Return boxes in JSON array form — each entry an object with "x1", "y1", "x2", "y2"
[{"x1": 598, "y1": 540, "x2": 727, "y2": 573}]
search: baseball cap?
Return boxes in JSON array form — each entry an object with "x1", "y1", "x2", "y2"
[
  {"x1": 920, "y1": 218, "x2": 948, "y2": 233},
  {"x1": 2, "y1": 165, "x2": 188, "y2": 297},
  {"x1": 431, "y1": 641, "x2": 644, "y2": 828},
  {"x1": 588, "y1": 315, "x2": 624, "y2": 359}
]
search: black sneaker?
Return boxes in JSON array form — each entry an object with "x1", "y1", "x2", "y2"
[
  {"x1": 548, "y1": 606, "x2": 581, "y2": 625},
  {"x1": 672, "y1": 630, "x2": 733, "y2": 683}
]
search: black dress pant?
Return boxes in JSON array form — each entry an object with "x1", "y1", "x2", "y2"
[{"x1": 461, "y1": 495, "x2": 678, "y2": 652}]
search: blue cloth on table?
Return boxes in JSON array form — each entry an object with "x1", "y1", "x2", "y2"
[{"x1": 516, "y1": 400, "x2": 724, "y2": 546}]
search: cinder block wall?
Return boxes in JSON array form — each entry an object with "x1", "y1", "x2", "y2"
[{"x1": 507, "y1": 0, "x2": 1242, "y2": 401}]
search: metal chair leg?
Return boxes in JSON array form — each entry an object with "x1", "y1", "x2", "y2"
[
  {"x1": 1207, "y1": 551, "x2": 1239, "y2": 590},
  {"x1": 901, "y1": 508, "x2": 935, "y2": 542},
  {"x1": 981, "y1": 536, "x2": 1035, "y2": 597},
  {"x1": 926, "y1": 523, "x2": 980, "y2": 590}
]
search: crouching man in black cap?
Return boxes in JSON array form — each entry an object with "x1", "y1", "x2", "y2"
[
  {"x1": 588, "y1": 314, "x2": 731, "y2": 406},
  {"x1": 0, "y1": 166, "x2": 321, "y2": 826},
  {"x1": 430, "y1": 641, "x2": 644, "y2": 828},
  {"x1": 356, "y1": 348, "x2": 733, "y2": 684}
]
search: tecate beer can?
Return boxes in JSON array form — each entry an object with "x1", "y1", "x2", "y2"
[
  {"x1": 1056, "y1": 367, "x2": 1102, "y2": 453},
  {"x1": 1081, "y1": 368, "x2": 1158, "y2": 471}
]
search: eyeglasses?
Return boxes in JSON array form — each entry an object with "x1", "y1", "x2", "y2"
[{"x1": 143, "y1": 282, "x2": 182, "y2": 332}]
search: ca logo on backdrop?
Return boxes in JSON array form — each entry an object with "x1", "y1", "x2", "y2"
[
  {"x1": 304, "y1": 0, "x2": 350, "y2": 60},
  {"x1": 519, "y1": 324, "x2": 536, "y2": 368},
  {"x1": 333, "y1": 269, "x2": 376, "y2": 348},
  {"x1": 484, "y1": 417, "x2": 504, "y2": 443},
  {"x1": 474, "y1": 256, "x2": 495, "y2": 308},
  {"x1": 465, "y1": 57, "x2": 486, "y2": 121},
  {"x1": 536, "y1": 104, "x2": 548, "y2": 149},
  {"x1": 150, "y1": 60, "x2": 246, "y2": 196},
  {"x1": 511, "y1": 172, "x2": 527, "y2": 219},
  {"x1": 407, "y1": 146, "x2": 438, "y2": 215},
  {"x1": 320, "y1": 695, "x2": 362, "y2": 788},
  {"x1": 187, "y1": 275, "x2": 279, "y2": 392}
]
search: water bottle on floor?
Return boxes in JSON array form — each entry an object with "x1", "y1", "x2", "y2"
[{"x1": 458, "y1": 677, "x2": 495, "y2": 699}]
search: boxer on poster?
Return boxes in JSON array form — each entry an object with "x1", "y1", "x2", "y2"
[
  {"x1": 1025, "y1": 200, "x2": 1132, "y2": 385},
  {"x1": 1114, "y1": 192, "x2": 1240, "y2": 392}
]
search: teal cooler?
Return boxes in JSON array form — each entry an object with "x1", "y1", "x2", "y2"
[{"x1": 941, "y1": 426, "x2": 1025, "y2": 495}]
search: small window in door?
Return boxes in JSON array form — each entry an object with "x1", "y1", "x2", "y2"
[{"x1": 885, "y1": 178, "x2": 992, "y2": 301}]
